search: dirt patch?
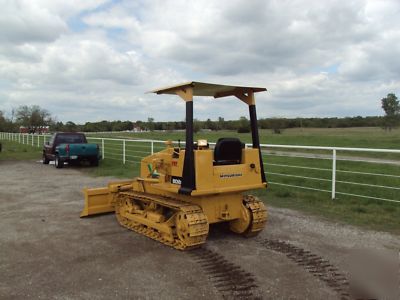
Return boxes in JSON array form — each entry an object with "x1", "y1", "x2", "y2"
[{"x1": 0, "y1": 160, "x2": 399, "y2": 299}]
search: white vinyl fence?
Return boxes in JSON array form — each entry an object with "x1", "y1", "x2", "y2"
[{"x1": 1, "y1": 132, "x2": 399, "y2": 204}]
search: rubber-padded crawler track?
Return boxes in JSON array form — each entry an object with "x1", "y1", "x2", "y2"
[
  {"x1": 115, "y1": 191, "x2": 209, "y2": 250},
  {"x1": 189, "y1": 247, "x2": 261, "y2": 299},
  {"x1": 258, "y1": 239, "x2": 350, "y2": 300}
]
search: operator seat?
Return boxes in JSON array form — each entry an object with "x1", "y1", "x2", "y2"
[{"x1": 213, "y1": 138, "x2": 244, "y2": 165}]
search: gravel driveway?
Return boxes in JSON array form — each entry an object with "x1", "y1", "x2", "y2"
[{"x1": 0, "y1": 160, "x2": 398, "y2": 299}]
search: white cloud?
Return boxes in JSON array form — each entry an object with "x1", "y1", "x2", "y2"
[
  {"x1": 0, "y1": 0, "x2": 67, "y2": 44},
  {"x1": 0, "y1": 0, "x2": 399, "y2": 122}
]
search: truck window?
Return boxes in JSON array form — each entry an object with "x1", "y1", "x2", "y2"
[{"x1": 56, "y1": 134, "x2": 86, "y2": 145}]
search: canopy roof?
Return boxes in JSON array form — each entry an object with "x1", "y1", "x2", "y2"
[{"x1": 150, "y1": 81, "x2": 266, "y2": 99}]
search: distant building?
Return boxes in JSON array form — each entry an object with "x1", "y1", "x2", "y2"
[
  {"x1": 133, "y1": 126, "x2": 143, "y2": 132},
  {"x1": 19, "y1": 126, "x2": 49, "y2": 134}
]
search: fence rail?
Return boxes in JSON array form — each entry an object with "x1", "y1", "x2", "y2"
[{"x1": 1, "y1": 132, "x2": 399, "y2": 204}]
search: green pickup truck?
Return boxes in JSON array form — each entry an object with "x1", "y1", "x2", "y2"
[{"x1": 43, "y1": 132, "x2": 100, "y2": 168}]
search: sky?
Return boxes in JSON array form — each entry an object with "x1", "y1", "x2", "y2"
[{"x1": 0, "y1": 0, "x2": 399, "y2": 123}]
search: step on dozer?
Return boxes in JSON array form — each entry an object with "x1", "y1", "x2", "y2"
[{"x1": 81, "y1": 81, "x2": 268, "y2": 250}]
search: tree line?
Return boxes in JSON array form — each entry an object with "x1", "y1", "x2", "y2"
[{"x1": 1, "y1": 93, "x2": 398, "y2": 133}]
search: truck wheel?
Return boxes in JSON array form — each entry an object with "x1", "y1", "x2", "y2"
[
  {"x1": 90, "y1": 157, "x2": 99, "y2": 167},
  {"x1": 42, "y1": 153, "x2": 50, "y2": 165},
  {"x1": 55, "y1": 155, "x2": 64, "y2": 169}
]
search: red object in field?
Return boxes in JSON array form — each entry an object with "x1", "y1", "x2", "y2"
[{"x1": 19, "y1": 126, "x2": 49, "y2": 134}]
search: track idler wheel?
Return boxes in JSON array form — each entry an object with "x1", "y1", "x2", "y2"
[
  {"x1": 229, "y1": 195, "x2": 267, "y2": 237},
  {"x1": 229, "y1": 203, "x2": 252, "y2": 234}
]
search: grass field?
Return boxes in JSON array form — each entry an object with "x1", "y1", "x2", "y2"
[
  {"x1": 77, "y1": 127, "x2": 400, "y2": 234},
  {"x1": 87, "y1": 127, "x2": 400, "y2": 149},
  {"x1": 1, "y1": 127, "x2": 400, "y2": 234},
  {"x1": 0, "y1": 140, "x2": 41, "y2": 161},
  {"x1": 87, "y1": 127, "x2": 400, "y2": 160}
]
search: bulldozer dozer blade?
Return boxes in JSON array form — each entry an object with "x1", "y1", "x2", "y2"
[{"x1": 80, "y1": 187, "x2": 115, "y2": 217}]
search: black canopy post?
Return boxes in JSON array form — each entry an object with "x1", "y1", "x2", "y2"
[
  {"x1": 249, "y1": 104, "x2": 266, "y2": 184},
  {"x1": 174, "y1": 87, "x2": 196, "y2": 195}
]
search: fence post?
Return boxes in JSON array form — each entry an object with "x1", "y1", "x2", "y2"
[
  {"x1": 151, "y1": 141, "x2": 154, "y2": 155},
  {"x1": 331, "y1": 148, "x2": 336, "y2": 200},
  {"x1": 101, "y1": 138, "x2": 105, "y2": 160},
  {"x1": 32, "y1": 134, "x2": 34, "y2": 146},
  {"x1": 123, "y1": 139, "x2": 126, "y2": 164},
  {"x1": 37, "y1": 135, "x2": 40, "y2": 147}
]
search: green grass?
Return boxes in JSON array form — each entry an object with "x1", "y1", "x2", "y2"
[
  {"x1": 80, "y1": 158, "x2": 139, "y2": 178},
  {"x1": 87, "y1": 127, "x2": 400, "y2": 149},
  {"x1": 256, "y1": 187, "x2": 400, "y2": 234},
  {"x1": 2, "y1": 127, "x2": 400, "y2": 234},
  {"x1": 87, "y1": 127, "x2": 400, "y2": 160},
  {"x1": 0, "y1": 140, "x2": 41, "y2": 160}
]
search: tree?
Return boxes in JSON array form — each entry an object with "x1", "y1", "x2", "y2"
[
  {"x1": 51, "y1": 121, "x2": 64, "y2": 132},
  {"x1": 193, "y1": 119, "x2": 201, "y2": 133},
  {"x1": 381, "y1": 93, "x2": 400, "y2": 131},
  {"x1": 15, "y1": 105, "x2": 53, "y2": 133},
  {"x1": 64, "y1": 121, "x2": 78, "y2": 132},
  {"x1": 147, "y1": 117, "x2": 155, "y2": 131},
  {"x1": 217, "y1": 117, "x2": 225, "y2": 131},
  {"x1": 0, "y1": 111, "x2": 7, "y2": 131},
  {"x1": 237, "y1": 116, "x2": 250, "y2": 133},
  {"x1": 270, "y1": 118, "x2": 284, "y2": 134},
  {"x1": 205, "y1": 118, "x2": 217, "y2": 131}
]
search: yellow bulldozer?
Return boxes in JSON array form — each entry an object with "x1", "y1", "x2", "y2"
[{"x1": 81, "y1": 81, "x2": 268, "y2": 250}]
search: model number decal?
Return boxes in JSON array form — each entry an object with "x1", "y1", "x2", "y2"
[
  {"x1": 171, "y1": 176, "x2": 182, "y2": 185},
  {"x1": 220, "y1": 173, "x2": 242, "y2": 179}
]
